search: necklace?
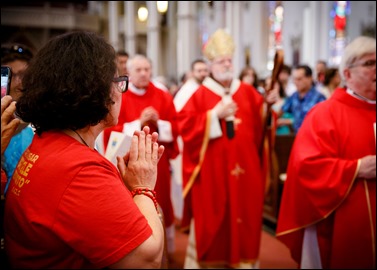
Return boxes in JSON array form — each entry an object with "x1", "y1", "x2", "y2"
[{"x1": 71, "y1": 129, "x2": 89, "y2": 147}]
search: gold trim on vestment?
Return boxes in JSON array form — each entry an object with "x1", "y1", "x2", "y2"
[
  {"x1": 276, "y1": 159, "x2": 361, "y2": 237},
  {"x1": 182, "y1": 110, "x2": 212, "y2": 198}
]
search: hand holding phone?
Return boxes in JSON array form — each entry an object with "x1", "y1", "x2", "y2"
[
  {"x1": 1, "y1": 65, "x2": 24, "y2": 131},
  {"x1": 1, "y1": 66, "x2": 12, "y2": 98}
]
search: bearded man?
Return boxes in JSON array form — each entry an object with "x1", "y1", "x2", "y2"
[{"x1": 177, "y1": 29, "x2": 278, "y2": 269}]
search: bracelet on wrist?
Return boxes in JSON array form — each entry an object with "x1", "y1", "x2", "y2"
[{"x1": 131, "y1": 188, "x2": 159, "y2": 213}]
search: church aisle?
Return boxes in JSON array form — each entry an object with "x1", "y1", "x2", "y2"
[{"x1": 168, "y1": 223, "x2": 298, "y2": 269}]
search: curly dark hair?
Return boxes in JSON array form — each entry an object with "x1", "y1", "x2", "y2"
[{"x1": 15, "y1": 31, "x2": 116, "y2": 135}]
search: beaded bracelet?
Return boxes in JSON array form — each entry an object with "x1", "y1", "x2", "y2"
[{"x1": 131, "y1": 188, "x2": 159, "y2": 213}]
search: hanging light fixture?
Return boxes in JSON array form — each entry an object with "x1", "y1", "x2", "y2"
[
  {"x1": 138, "y1": 6, "x2": 148, "y2": 22},
  {"x1": 157, "y1": 1, "x2": 168, "y2": 13}
]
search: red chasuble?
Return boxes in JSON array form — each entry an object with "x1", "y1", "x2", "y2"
[
  {"x1": 178, "y1": 77, "x2": 266, "y2": 266},
  {"x1": 104, "y1": 82, "x2": 180, "y2": 228},
  {"x1": 276, "y1": 88, "x2": 376, "y2": 269}
]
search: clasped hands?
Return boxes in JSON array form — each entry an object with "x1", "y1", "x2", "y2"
[
  {"x1": 117, "y1": 126, "x2": 165, "y2": 192},
  {"x1": 214, "y1": 100, "x2": 238, "y2": 120},
  {"x1": 140, "y1": 106, "x2": 159, "y2": 125}
]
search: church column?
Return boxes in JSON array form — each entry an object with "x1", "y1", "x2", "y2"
[
  {"x1": 247, "y1": 1, "x2": 269, "y2": 77},
  {"x1": 318, "y1": 2, "x2": 330, "y2": 62},
  {"x1": 212, "y1": 2, "x2": 225, "y2": 34},
  {"x1": 108, "y1": 1, "x2": 119, "y2": 51},
  {"x1": 165, "y1": 1, "x2": 178, "y2": 80},
  {"x1": 311, "y1": 1, "x2": 321, "y2": 67},
  {"x1": 124, "y1": 1, "x2": 136, "y2": 55},
  {"x1": 310, "y1": 1, "x2": 331, "y2": 67},
  {"x1": 302, "y1": 5, "x2": 313, "y2": 68},
  {"x1": 225, "y1": 1, "x2": 233, "y2": 33},
  {"x1": 177, "y1": 2, "x2": 198, "y2": 79},
  {"x1": 147, "y1": 1, "x2": 161, "y2": 76},
  {"x1": 303, "y1": 1, "x2": 325, "y2": 69},
  {"x1": 225, "y1": 1, "x2": 243, "y2": 77}
]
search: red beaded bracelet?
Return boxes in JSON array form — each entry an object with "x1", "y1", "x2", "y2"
[{"x1": 131, "y1": 188, "x2": 159, "y2": 213}]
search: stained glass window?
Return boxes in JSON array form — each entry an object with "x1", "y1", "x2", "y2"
[
  {"x1": 267, "y1": 1, "x2": 284, "y2": 71},
  {"x1": 329, "y1": 1, "x2": 351, "y2": 66}
]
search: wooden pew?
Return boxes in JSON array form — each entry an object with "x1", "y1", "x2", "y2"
[{"x1": 263, "y1": 134, "x2": 296, "y2": 228}]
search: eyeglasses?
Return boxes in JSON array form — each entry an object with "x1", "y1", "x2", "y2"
[
  {"x1": 112, "y1": 75, "x2": 129, "y2": 93},
  {"x1": 349, "y1": 59, "x2": 376, "y2": 69},
  {"x1": 1, "y1": 45, "x2": 33, "y2": 59}
]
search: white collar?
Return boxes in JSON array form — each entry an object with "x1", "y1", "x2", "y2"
[
  {"x1": 202, "y1": 77, "x2": 240, "y2": 97},
  {"x1": 346, "y1": 88, "x2": 376, "y2": 104},
  {"x1": 129, "y1": 83, "x2": 146, "y2": 96}
]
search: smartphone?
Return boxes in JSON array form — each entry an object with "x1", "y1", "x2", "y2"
[{"x1": 1, "y1": 66, "x2": 12, "y2": 98}]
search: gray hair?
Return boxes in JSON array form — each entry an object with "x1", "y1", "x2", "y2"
[
  {"x1": 126, "y1": 54, "x2": 152, "y2": 72},
  {"x1": 339, "y1": 36, "x2": 376, "y2": 81}
]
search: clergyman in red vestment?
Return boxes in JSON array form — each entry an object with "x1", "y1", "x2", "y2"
[
  {"x1": 177, "y1": 28, "x2": 278, "y2": 268},
  {"x1": 276, "y1": 36, "x2": 376, "y2": 269}
]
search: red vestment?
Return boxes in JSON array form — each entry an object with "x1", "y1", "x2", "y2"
[
  {"x1": 276, "y1": 88, "x2": 376, "y2": 269},
  {"x1": 104, "y1": 82, "x2": 180, "y2": 228},
  {"x1": 178, "y1": 77, "x2": 266, "y2": 266}
]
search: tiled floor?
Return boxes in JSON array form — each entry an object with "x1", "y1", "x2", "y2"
[{"x1": 167, "y1": 224, "x2": 298, "y2": 269}]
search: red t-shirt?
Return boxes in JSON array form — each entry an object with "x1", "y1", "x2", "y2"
[{"x1": 4, "y1": 131, "x2": 152, "y2": 268}]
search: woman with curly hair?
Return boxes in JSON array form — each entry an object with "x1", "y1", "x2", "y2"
[{"x1": 4, "y1": 31, "x2": 166, "y2": 269}]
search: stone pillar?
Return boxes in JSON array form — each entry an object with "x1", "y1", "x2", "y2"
[
  {"x1": 213, "y1": 2, "x2": 225, "y2": 33},
  {"x1": 318, "y1": 2, "x2": 330, "y2": 63},
  {"x1": 226, "y1": 2, "x2": 243, "y2": 78},
  {"x1": 147, "y1": 1, "x2": 161, "y2": 76},
  {"x1": 124, "y1": 1, "x2": 136, "y2": 55},
  {"x1": 248, "y1": 1, "x2": 270, "y2": 77},
  {"x1": 108, "y1": 1, "x2": 119, "y2": 51},
  {"x1": 165, "y1": 1, "x2": 178, "y2": 80},
  {"x1": 311, "y1": 1, "x2": 321, "y2": 68},
  {"x1": 177, "y1": 2, "x2": 198, "y2": 78},
  {"x1": 303, "y1": 1, "x2": 324, "y2": 69},
  {"x1": 302, "y1": 6, "x2": 313, "y2": 67}
]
